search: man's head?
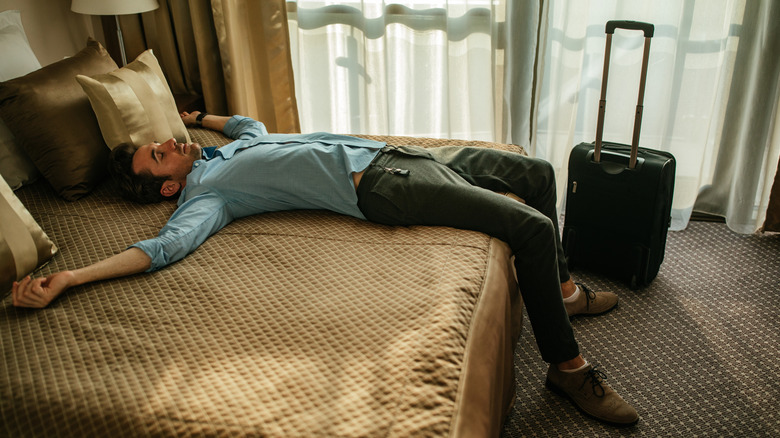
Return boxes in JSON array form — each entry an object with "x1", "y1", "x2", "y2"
[{"x1": 108, "y1": 138, "x2": 202, "y2": 204}]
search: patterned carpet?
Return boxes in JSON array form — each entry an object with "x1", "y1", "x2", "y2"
[{"x1": 501, "y1": 221, "x2": 780, "y2": 437}]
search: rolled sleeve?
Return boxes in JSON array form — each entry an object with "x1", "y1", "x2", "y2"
[
  {"x1": 130, "y1": 193, "x2": 232, "y2": 272},
  {"x1": 223, "y1": 115, "x2": 268, "y2": 140}
]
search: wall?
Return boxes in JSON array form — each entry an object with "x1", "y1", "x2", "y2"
[{"x1": 0, "y1": 0, "x2": 104, "y2": 66}]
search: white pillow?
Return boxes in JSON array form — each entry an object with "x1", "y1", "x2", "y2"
[{"x1": 0, "y1": 10, "x2": 41, "y2": 189}]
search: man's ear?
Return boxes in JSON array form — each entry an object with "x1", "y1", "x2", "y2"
[{"x1": 160, "y1": 181, "x2": 181, "y2": 198}]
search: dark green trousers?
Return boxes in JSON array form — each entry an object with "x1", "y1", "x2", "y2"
[{"x1": 356, "y1": 145, "x2": 579, "y2": 364}]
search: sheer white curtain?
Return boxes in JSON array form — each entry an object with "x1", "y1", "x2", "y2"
[
  {"x1": 286, "y1": 0, "x2": 506, "y2": 140},
  {"x1": 533, "y1": 0, "x2": 780, "y2": 232}
]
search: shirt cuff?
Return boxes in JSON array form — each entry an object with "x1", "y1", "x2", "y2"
[
  {"x1": 129, "y1": 240, "x2": 166, "y2": 272},
  {"x1": 223, "y1": 115, "x2": 269, "y2": 139}
]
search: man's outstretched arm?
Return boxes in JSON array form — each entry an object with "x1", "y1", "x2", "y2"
[{"x1": 12, "y1": 247, "x2": 151, "y2": 309}]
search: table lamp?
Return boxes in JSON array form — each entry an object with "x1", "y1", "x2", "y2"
[{"x1": 71, "y1": 0, "x2": 160, "y2": 65}]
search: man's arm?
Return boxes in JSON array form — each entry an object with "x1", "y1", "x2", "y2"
[
  {"x1": 180, "y1": 111, "x2": 232, "y2": 132},
  {"x1": 12, "y1": 247, "x2": 151, "y2": 309}
]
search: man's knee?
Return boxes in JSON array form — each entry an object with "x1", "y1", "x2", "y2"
[
  {"x1": 531, "y1": 213, "x2": 557, "y2": 240},
  {"x1": 527, "y1": 157, "x2": 556, "y2": 186},
  {"x1": 508, "y1": 209, "x2": 557, "y2": 249}
]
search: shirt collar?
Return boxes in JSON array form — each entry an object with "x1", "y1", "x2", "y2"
[{"x1": 201, "y1": 146, "x2": 218, "y2": 160}]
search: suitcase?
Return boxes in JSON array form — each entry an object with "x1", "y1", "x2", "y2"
[{"x1": 562, "y1": 20, "x2": 676, "y2": 288}]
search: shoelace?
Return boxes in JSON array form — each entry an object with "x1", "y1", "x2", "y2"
[
  {"x1": 575, "y1": 282, "x2": 597, "y2": 310},
  {"x1": 578, "y1": 366, "x2": 608, "y2": 398}
]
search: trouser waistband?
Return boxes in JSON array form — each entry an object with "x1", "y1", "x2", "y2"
[{"x1": 379, "y1": 144, "x2": 435, "y2": 159}]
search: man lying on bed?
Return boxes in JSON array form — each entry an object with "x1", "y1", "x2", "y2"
[{"x1": 13, "y1": 111, "x2": 639, "y2": 426}]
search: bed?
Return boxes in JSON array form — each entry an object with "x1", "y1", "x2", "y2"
[
  {"x1": 0, "y1": 27, "x2": 526, "y2": 436},
  {"x1": 1, "y1": 128, "x2": 526, "y2": 437}
]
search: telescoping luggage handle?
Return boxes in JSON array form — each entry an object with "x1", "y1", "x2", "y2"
[{"x1": 594, "y1": 20, "x2": 654, "y2": 169}]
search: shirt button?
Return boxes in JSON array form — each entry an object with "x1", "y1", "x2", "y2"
[{"x1": 194, "y1": 162, "x2": 200, "y2": 167}]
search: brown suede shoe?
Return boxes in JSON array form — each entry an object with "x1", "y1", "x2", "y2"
[
  {"x1": 546, "y1": 364, "x2": 639, "y2": 425},
  {"x1": 564, "y1": 283, "x2": 618, "y2": 317}
]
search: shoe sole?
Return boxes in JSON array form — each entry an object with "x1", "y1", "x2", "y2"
[
  {"x1": 545, "y1": 378, "x2": 639, "y2": 427},
  {"x1": 567, "y1": 302, "x2": 619, "y2": 319}
]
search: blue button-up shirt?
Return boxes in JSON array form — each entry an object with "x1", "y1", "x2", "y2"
[{"x1": 131, "y1": 116, "x2": 384, "y2": 271}]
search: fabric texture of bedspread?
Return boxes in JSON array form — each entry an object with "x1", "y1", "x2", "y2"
[{"x1": 1, "y1": 129, "x2": 524, "y2": 437}]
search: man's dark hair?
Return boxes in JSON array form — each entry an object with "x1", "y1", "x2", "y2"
[{"x1": 108, "y1": 143, "x2": 169, "y2": 204}]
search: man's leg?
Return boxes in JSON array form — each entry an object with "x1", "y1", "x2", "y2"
[
  {"x1": 357, "y1": 149, "x2": 577, "y2": 362},
  {"x1": 426, "y1": 147, "x2": 569, "y2": 276},
  {"x1": 357, "y1": 147, "x2": 637, "y2": 424},
  {"x1": 425, "y1": 146, "x2": 618, "y2": 317}
]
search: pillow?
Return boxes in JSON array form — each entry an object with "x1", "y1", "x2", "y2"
[
  {"x1": 0, "y1": 175, "x2": 58, "y2": 296},
  {"x1": 0, "y1": 118, "x2": 38, "y2": 190},
  {"x1": 0, "y1": 38, "x2": 118, "y2": 200},
  {"x1": 0, "y1": 10, "x2": 42, "y2": 189},
  {"x1": 76, "y1": 49, "x2": 191, "y2": 149}
]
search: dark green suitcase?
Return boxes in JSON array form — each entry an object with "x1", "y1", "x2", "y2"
[{"x1": 562, "y1": 21, "x2": 676, "y2": 288}]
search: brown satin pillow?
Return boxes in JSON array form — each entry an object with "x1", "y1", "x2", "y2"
[
  {"x1": 76, "y1": 49, "x2": 190, "y2": 149},
  {"x1": 0, "y1": 176, "x2": 57, "y2": 296},
  {"x1": 0, "y1": 9, "x2": 43, "y2": 189},
  {"x1": 0, "y1": 38, "x2": 118, "y2": 200}
]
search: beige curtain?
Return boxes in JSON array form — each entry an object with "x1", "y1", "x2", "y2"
[{"x1": 120, "y1": 0, "x2": 300, "y2": 133}]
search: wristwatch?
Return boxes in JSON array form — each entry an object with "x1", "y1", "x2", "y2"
[{"x1": 195, "y1": 112, "x2": 208, "y2": 127}]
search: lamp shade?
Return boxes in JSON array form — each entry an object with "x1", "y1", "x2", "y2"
[{"x1": 71, "y1": 0, "x2": 159, "y2": 16}]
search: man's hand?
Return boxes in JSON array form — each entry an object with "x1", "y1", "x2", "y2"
[
  {"x1": 180, "y1": 111, "x2": 202, "y2": 127},
  {"x1": 12, "y1": 271, "x2": 76, "y2": 309}
]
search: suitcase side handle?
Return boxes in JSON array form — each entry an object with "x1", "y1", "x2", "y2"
[
  {"x1": 594, "y1": 21, "x2": 654, "y2": 169},
  {"x1": 606, "y1": 20, "x2": 654, "y2": 37}
]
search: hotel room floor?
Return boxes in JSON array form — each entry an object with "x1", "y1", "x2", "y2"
[{"x1": 503, "y1": 220, "x2": 779, "y2": 437}]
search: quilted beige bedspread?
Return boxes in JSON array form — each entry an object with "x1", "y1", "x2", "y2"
[{"x1": 1, "y1": 130, "x2": 524, "y2": 437}]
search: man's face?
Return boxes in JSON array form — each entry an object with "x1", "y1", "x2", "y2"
[{"x1": 132, "y1": 138, "x2": 202, "y2": 186}]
